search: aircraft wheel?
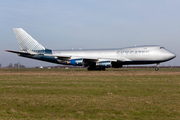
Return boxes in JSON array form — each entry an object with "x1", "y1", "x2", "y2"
[
  {"x1": 88, "y1": 67, "x2": 106, "y2": 71},
  {"x1": 87, "y1": 67, "x2": 93, "y2": 71},
  {"x1": 155, "y1": 67, "x2": 159, "y2": 71},
  {"x1": 102, "y1": 67, "x2": 106, "y2": 71}
]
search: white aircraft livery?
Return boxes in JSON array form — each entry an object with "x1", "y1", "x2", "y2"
[{"x1": 6, "y1": 28, "x2": 176, "y2": 71}]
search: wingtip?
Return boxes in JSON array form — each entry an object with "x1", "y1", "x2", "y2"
[{"x1": 5, "y1": 50, "x2": 9, "y2": 52}]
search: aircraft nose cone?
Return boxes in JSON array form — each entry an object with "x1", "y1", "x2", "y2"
[
  {"x1": 171, "y1": 53, "x2": 176, "y2": 59},
  {"x1": 167, "y1": 52, "x2": 176, "y2": 60}
]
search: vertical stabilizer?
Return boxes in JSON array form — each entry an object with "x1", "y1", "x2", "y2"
[{"x1": 13, "y1": 28, "x2": 45, "y2": 51}]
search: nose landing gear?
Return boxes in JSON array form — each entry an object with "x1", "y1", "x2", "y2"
[{"x1": 155, "y1": 64, "x2": 159, "y2": 71}]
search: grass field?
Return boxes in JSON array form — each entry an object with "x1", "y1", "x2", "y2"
[{"x1": 0, "y1": 68, "x2": 180, "y2": 119}]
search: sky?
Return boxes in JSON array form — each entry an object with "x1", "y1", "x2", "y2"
[{"x1": 0, "y1": 0, "x2": 180, "y2": 67}]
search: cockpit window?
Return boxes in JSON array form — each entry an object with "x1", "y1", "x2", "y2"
[{"x1": 160, "y1": 47, "x2": 164, "y2": 49}]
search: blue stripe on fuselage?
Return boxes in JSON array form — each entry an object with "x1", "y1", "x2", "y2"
[
  {"x1": 38, "y1": 49, "x2": 59, "y2": 63},
  {"x1": 20, "y1": 49, "x2": 60, "y2": 64}
]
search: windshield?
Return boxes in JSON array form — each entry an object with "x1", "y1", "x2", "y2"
[{"x1": 160, "y1": 47, "x2": 164, "y2": 49}]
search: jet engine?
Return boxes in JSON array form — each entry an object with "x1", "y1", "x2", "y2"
[
  {"x1": 96, "y1": 61, "x2": 111, "y2": 67},
  {"x1": 70, "y1": 59, "x2": 83, "y2": 66}
]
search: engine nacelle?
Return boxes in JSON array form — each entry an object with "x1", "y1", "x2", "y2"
[
  {"x1": 70, "y1": 59, "x2": 83, "y2": 66},
  {"x1": 96, "y1": 61, "x2": 111, "y2": 67}
]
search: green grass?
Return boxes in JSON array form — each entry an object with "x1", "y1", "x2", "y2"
[{"x1": 0, "y1": 68, "x2": 180, "y2": 119}]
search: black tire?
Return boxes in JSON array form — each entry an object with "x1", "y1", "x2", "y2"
[
  {"x1": 102, "y1": 67, "x2": 105, "y2": 71},
  {"x1": 87, "y1": 67, "x2": 93, "y2": 71},
  {"x1": 155, "y1": 67, "x2": 159, "y2": 71},
  {"x1": 87, "y1": 67, "x2": 106, "y2": 71}
]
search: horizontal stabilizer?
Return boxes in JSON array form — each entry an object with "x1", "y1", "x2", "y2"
[
  {"x1": 5, "y1": 50, "x2": 44, "y2": 56},
  {"x1": 5, "y1": 50, "x2": 31, "y2": 55}
]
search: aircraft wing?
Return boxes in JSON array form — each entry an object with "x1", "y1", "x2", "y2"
[
  {"x1": 42, "y1": 53, "x2": 130, "y2": 63},
  {"x1": 50, "y1": 54, "x2": 129, "y2": 63}
]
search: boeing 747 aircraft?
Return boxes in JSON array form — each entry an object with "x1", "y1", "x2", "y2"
[{"x1": 5, "y1": 28, "x2": 176, "y2": 71}]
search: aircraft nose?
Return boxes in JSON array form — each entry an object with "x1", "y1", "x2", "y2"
[
  {"x1": 166, "y1": 52, "x2": 176, "y2": 60},
  {"x1": 171, "y1": 53, "x2": 176, "y2": 59}
]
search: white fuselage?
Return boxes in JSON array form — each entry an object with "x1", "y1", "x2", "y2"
[{"x1": 52, "y1": 45, "x2": 175, "y2": 65}]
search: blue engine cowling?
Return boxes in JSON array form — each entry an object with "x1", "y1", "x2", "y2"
[
  {"x1": 96, "y1": 61, "x2": 111, "y2": 67},
  {"x1": 70, "y1": 59, "x2": 83, "y2": 66}
]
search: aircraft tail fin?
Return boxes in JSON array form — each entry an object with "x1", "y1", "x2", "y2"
[{"x1": 13, "y1": 28, "x2": 45, "y2": 51}]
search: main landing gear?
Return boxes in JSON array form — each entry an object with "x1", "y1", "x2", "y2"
[
  {"x1": 87, "y1": 67, "x2": 106, "y2": 71},
  {"x1": 155, "y1": 64, "x2": 159, "y2": 71}
]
